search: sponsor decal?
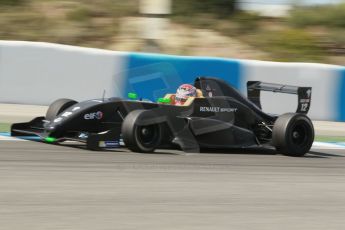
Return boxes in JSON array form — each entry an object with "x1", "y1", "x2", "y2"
[
  {"x1": 99, "y1": 141, "x2": 120, "y2": 148},
  {"x1": 205, "y1": 84, "x2": 214, "y2": 97},
  {"x1": 53, "y1": 117, "x2": 63, "y2": 123},
  {"x1": 300, "y1": 99, "x2": 310, "y2": 103},
  {"x1": 84, "y1": 111, "x2": 103, "y2": 120},
  {"x1": 78, "y1": 133, "x2": 89, "y2": 139},
  {"x1": 61, "y1": 111, "x2": 73, "y2": 117},
  {"x1": 200, "y1": 106, "x2": 238, "y2": 113}
]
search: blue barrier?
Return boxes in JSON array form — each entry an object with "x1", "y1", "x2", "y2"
[
  {"x1": 125, "y1": 53, "x2": 240, "y2": 101},
  {"x1": 124, "y1": 52, "x2": 345, "y2": 122},
  {"x1": 339, "y1": 67, "x2": 345, "y2": 121}
]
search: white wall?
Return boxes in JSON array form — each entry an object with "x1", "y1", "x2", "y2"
[{"x1": 0, "y1": 41, "x2": 128, "y2": 105}]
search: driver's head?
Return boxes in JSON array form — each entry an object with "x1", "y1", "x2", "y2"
[{"x1": 175, "y1": 84, "x2": 197, "y2": 105}]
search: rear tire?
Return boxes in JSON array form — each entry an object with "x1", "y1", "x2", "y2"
[
  {"x1": 46, "y1": 98, "x2": 78, "y2": 121},
  {"x1": 272, "y1": 113, "x2": 314, "y2": 157},
  {"x1": 122, "y1": 110, "x2": 162, "y2": 153}
]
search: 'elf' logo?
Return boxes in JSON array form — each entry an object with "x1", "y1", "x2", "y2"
[{"x1": 84, "y1": 111, "x2": 103, "y2": 120}]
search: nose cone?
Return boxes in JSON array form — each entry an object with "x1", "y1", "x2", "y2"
[{"x1": 43, "y1": 123, "x2": 57, "y2": 135}]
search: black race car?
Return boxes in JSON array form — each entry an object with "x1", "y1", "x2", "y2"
[{"x1": 11, "y1": 77, "x2": 314, "y2": 156}]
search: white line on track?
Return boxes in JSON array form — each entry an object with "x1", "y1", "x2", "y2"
[
  {"x1": 0, "y1": 136, "x2": 26, "y2": 141},
  {"x1": 312, "y1": 142, "x2": 345, "y2": 150}
]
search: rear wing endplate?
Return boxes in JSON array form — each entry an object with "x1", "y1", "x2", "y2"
[{"x1": 247, "y1": 81, "x2": 312, "y2": 114}]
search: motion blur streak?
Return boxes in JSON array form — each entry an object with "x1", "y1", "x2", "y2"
[{"x1": 339, "y1": 68, "x2": 345, "y2": 121}]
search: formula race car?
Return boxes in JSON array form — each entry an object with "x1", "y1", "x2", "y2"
[{"x1": 11, "y1": 77, "x2": 314, "y2": 156}]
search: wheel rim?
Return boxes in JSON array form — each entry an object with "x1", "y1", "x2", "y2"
[
  {"x1": 290, "y1": 121, "x2": 309, "y2": 146},
  {"x1": 137, "y1": 124, "x2": 160, "y2": 148}
]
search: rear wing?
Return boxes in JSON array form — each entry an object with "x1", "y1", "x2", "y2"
[{"x1": 247, "y1": 81, "x2": 312, "y2": 114}]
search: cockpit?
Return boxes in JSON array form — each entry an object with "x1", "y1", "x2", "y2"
[{"x1": 163, "y1": 88, "x2": 204, "y2": 106}]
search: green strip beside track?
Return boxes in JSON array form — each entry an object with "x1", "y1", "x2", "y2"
[{"x1": 0, "y1": 123, "x2": 10, "y2": 132}]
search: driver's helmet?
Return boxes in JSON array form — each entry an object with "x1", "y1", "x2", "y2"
[{"x1": 175, "y1": 84, "x2": 197, "y2": 105}]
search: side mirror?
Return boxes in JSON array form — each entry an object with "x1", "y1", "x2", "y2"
[
  {"x1": 128, "y1": 92, "x2": 138, "y2": 100},
  {"x1": 157, "y1": 98, "x2": 171, "y2": 104}
]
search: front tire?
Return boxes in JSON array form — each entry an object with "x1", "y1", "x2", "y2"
[
  {"x1": 272, "y1": 113, "x2": 314, "y2": 157},
  {"x1": 46, "y1": 98, "x2": 78, "y2": 121},
  {"x1": 122, "y1": 110, "x2": 162, "y2": 153}
]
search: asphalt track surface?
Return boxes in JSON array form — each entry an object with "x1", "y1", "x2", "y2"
[{"x1": 1, "y1": 140, "x2": 345, "y2": 230}]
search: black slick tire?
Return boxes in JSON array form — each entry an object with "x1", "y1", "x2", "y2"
[
  {"x1": 46, "y1": 98, "x2": 78, "y2": 121},
  {"x1": 272, "y1": 113, "x2": 314, "y2": 157},
  {"x1": 121, "y1": 110, "x2": 162, "y2": 153}
]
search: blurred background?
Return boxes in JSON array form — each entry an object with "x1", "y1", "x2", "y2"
[{"x1": 0, "y1": 0, "x2": 344, "y2": 65}]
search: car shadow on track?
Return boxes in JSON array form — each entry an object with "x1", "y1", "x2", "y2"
[
  {"x1": 54, "y1": 142, "x2": 180, "y2": 155},
  {"x1": 35, "y1": 140, "x2": 344, "y2": 158},
  {"x1": 199, "y1": 147, "x2": 277, "y2": 155},
  {"x1": 307, "y1": 151, "x2": 344, "y2": 158}
]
